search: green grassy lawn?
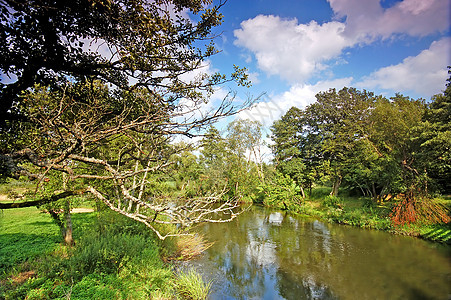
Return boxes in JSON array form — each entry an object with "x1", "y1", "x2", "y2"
[{"x1": 0, "y1": 207, "x2": 61, "y2": 272}]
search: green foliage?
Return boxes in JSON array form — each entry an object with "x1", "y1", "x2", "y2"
[
  {"x1": 0, "y1": 209, "x2": 180, "y2": 299},
  {"x1": 307, "y1": 186, "x2": 331, "y2": 199},
  {"x1": 416, "y1": 69, "x2": 451, "y2": 193},
  {"x1": 258, "y1": 173, "x2": 302, "y2": 211},
  {"x1": 176, "y1": 269, "x2": 212, "y2": 300},
  {"x1": 68, "y1": 232, "x2": 160, "y2": 279},
  {"x1": 321, "y1": 195, "x2": 343, "y2": 209},
  {"x1": 199, "y1": 124, "x2": 264, "y2": 201},
  {"x1": 271, "y1": 82, "x2": 451, "y2": 204}
]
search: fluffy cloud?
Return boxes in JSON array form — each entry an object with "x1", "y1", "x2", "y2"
[
  {"x1": 238, "y1": 77, "x2": 353, "y2": 127},
  {"x1": 329, "y1": 0, "x2": 450, "y2": 41},
  {"x1": 234, "y1": 15, "x2": 351, "y2": 82},
  {"x1": 358, "y1": 38, "x2": 450, "y2": 97},
  {"x1": 234, "y1": 0, "x2": 449, "y2": 83}
]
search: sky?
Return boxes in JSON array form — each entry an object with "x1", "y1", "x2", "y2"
[
  {"x1": 1, "y1": 0, "x2": 449, "y2": 158},
  {"x1": 201, "y1": 0, "x2": 451, "y2": 131}
]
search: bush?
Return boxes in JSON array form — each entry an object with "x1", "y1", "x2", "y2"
[
  {"x1": 68, "y1": 232, "x2": 159, "y2": 278},
  {"x1": 321, "y1": 195, "x2": 343, "y2": 209},
  {"x1": 308, "y1": 186, "x2": 331, "y2": 199},
  {"x1": 258, "y1": 173, "x2": 302, "y2": 211}
]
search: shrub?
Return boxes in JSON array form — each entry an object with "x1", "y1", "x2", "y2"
[
  {"x1": 390, "y1": 197, "x2": 451, "y2": 226},
  {"x1": 321, "y1": 195, "x2": 343, "y2": 209},
  {"x1": 176, "y1": 269, "x2": 211, "y2": 300},
  {"x1": 258, "y1": 173, "x2": 302, "y2": 211}
]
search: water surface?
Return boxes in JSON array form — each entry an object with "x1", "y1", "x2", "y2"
[{"x1": 189, "y1": 206, "x2": 450, "y2": 299}]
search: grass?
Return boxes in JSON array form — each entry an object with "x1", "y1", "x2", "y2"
[
  {"x1": 287, "y1": 187, "x2": 451, "y2": 244},
  {"x1": 0, "y1": 203, "x2": 213, "y2": 299},
  {"x1": 0, "y1": 207, "x2": 61, "y2": 272},
  {"x1": 176, "y1": 269, "x2": 212, "y2": 300}
]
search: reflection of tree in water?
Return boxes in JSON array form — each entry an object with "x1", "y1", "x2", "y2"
[
  {"x1": 195, "y1": 206, "x2": 450, "y2": 300},
  {"x1": 198, "y1": 210, "x2": 270, "y2": 299},
  {"x1": 267, "y1": 213, "x2": 339, "y2": 299}
]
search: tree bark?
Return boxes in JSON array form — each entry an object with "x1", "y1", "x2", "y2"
[
  {"x1": 300, "y1": 186, "x2": 306, "y2": 199},
  {"x1": 63, "y1": 200, "x2": 74, "y2": 246},
  {"x1": 330, "y1": 175, "x2": 342, "y2": 196}
]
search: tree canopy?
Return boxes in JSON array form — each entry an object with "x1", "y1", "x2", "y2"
[
  {"x1": 271, "y1": 74, "x2": 451, "y2": 201},
  {"x1": 0, "y1": 0, "x2": 249, "y2": 126},
  {"x1": 0, "y1": 0, "x2": 253, "y2": 240}
]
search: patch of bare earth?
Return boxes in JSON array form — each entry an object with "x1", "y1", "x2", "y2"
[{"x1": 71, "y1": 208, "x2": 95, "y2": 213}]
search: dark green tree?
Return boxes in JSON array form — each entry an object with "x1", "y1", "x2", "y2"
[
  {"x1": 271, "y1": 107, "x2": 318, "y2": 198},
  {"x1": 272, "y1": 88, "x2": 376, "y2": 197},
  {"x1": 417, "y1": 68, "x2": 451, "y2": 193}
]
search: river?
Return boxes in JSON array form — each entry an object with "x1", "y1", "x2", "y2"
[{"x1": 186, "y1": 206, "x2": 451, "y2": 299}]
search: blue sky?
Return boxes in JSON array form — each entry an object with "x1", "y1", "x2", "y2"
[{"x1": 200, "y1": 0, "x2": 450, "y2": 130}]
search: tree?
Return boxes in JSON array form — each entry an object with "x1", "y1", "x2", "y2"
[
  {"x1": 308, "y1": 87, "x2": 375, "y2": 196},
  {"x1": 417, "y1": 67, "x2": 451, "y2": 193},
  {"x1": 367, "y1": 94, "x2": 426, "y2": 199},
  {"x1": 0, "y1": 0, "x2": 253, "y2": 242},
  {"x1": 271, "y1": 107, "x2": 317, "y2": 198},
  {"x1": 0, "y1": 0, "x2": 248, "y2": 126},
  {"x1": 225, "y1": 119, "x2": 263, "y2": 200},
  {"x1": 272, "y1": 88, "x2": 375, "y2": 197}
]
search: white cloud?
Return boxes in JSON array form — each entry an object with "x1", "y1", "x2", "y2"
[
  {"x1": 329, "y1": 0, "x2": 450, "y2": 41},
  {"x1": 357, "y1": 38, "x2": 450, "y2": 97},
  {"x1": 248, "y1": 72, "x2": 260, "y2": 85},
  {"x1": 234, "y1": 15, "x2": 351, "y2": 82},
  {"x1": 233, "y1": 0, "x2": 450, "y2": 83},
  {"x1": 238, "y1": 77, "x2": 353, "y2": 127}
]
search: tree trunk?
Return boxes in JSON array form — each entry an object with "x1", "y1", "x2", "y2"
[
  {"x1": 372, "y1": 182, "x2": 378, "y2": 203},
  {"x1": 63, "y1": 200, "x2": 74, "y2": 246},
  {"x1": 48, "y1": 200, "x2": 74, "y2": 246},
  {"x1": 300, "y1": 186, "x2": 306, "y2": 199},
  {"x1": 330, "y1": 176, "x2": 342, "y2": 196}
]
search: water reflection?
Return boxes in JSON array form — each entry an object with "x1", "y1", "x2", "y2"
[{"x1": 190, "y1": 206, "x2": 450, "y2": 299}]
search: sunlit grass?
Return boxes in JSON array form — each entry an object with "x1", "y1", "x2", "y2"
[{"x1": 176, "y1": 269, "x2": 212, "y2": 300}]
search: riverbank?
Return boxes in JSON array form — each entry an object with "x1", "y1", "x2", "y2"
[
  {"x1": 290, "y1": 190, "x2": 451, "y2": 244},
  {"x1": 0, "y1": 206, "x2": 210, "y2": 299}
]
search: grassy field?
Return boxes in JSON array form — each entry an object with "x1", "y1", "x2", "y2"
[{"x1": 0, "y1": 204, "x2": 210, "y2": 299}]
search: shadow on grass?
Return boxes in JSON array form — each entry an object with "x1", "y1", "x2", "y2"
[
  {"x1": 421, "y1": 226, "x2": 451, "y2": 244},
  {"x1": 0, "y1": 233, "x2": 60, "y2": 273},
  {"x1": 0, "y1": 212, "x2": 97, "y2": 274}
]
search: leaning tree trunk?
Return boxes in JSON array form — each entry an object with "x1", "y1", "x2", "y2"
[
  {"x1": 330, "y1": 175, "x2": 342, "y2": 197},
  {"x1": 300, "y1": 186, "x2": 306, "y2": 199}
]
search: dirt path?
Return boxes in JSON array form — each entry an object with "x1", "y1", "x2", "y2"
[{"x1": 71, "y1": 208, "x2": 95, "y2": 213}]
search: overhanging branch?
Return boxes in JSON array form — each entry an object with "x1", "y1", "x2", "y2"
[{"x1": 0, "y1": 190, "x2": 84, "y2": 209}]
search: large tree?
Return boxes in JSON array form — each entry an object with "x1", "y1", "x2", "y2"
[
  {"x1": 272, "y1": 88, "x2": 376, "y2": 197},
  {"x1": 417, "y1": 69, "x2": 451, "y2": 193},
  {"x1": 0, "y1": 0, "x2": 248, "y2": 125},
  {"x1": 0, "y1": 0, "x2": 252, "y2": 242}
]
